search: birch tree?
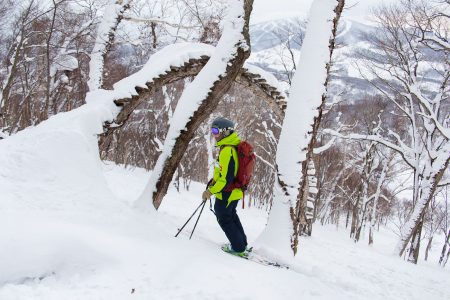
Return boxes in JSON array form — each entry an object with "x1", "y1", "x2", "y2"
[
  {"x1": 256, "y1": 0, "x2": 345, "y2": 257},
  {"x1": 368, "y1": 150, "x2": 394, "y2": 245},
  {"x1": 438, "y1": 186, "x2": 449, "y2": 266},
  {"x1": 88, "y1": 0, "x2": 132, "y2": 91}
]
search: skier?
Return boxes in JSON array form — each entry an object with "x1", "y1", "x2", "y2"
[{"x1": 202, "y1": 117, "x2": 248, "y2": 256}]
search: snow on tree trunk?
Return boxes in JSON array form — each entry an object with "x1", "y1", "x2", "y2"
[
  {"x1": 397, "y1": 155, "x2": 450, "y2": 259},
  {"x1": 135, "y1": 0, "x2": 253, "y2": 210},
  {"x1": 424, "y1": 236, "x2": 433, "y2": 261},
  {"x1": 87, "y1": 0, "x2": 131, "y2": 91},
  {"x1": 303, "y1": 160, "x2": 318, "y2": 236},
  {"x1": 353, "y1": 143, "x2": 377, "y2": 242},
  {"x1": 369, "y1": 158, "x2": 389, "y2": 245},
  {"x1": 255, "y1": 0, "x2": 345, "y2": 258},
  {"x1": 439, "y1": 229, "x2": 450, "y2": 266}
]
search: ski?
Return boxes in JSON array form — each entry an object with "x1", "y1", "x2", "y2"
[
  {"x1": 246, "y1": 252, "x2": 289, "y2": 269},
  {"x1": 221, "y1": 246, "x2": 289, "y2": 269}
]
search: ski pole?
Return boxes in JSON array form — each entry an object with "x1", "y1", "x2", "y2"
[
  {"x1": 209, "y1": 198, "x2": 216, "y2": 216},
  {"x1": 175, "y1": 200, "x2": 205, "y2": 237},
  {"x1": 189, "y1": 200, "x2": 207, "y2": 240}
]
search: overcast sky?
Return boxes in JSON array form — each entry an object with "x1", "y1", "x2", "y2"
[{"x1": 251, "y1": 0, "x2": 397, "y2": 24}]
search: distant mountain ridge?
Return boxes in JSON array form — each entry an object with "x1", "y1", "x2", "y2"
[{"x1": 248, "y1": 17, "x2": 380, "y2": 99}]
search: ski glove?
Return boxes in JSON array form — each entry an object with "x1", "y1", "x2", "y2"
[
  {"x1": 202, "y1": 190, "x2": 213, "y2": 202},
  {"x1": 207, "y1": 179, "x2": 215, "y2": 188}
]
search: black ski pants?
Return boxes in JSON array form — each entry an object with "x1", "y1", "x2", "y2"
[{"x1": 214, "y1": 195, "x2": 247, "y2": 252}]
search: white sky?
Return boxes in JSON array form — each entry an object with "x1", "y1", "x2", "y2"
[{"x1": 251, "y1": 0, "x2": 398, "y2": 24}]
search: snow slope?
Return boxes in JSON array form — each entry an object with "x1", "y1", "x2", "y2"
[{"x1": 0, "y1": 122, "x2": 449, "y2": 299}]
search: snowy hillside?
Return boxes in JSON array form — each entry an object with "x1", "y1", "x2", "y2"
[
  {"x1": 1, "y1": 1, "x2": 449, "y2": 299},
  {"x1": 0, "y1": 118, "x2": 449, "y2": 299},
  {"x1": 249, "y1": 18, "x2": 379, "y2": 97},
  {"x1": 249, "y1": 16, "x2": 442, "y2": 99}
]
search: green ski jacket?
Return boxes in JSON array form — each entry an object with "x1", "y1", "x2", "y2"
[{"x1": 208, "y1": 132, "x2": 243, "y2": 204}]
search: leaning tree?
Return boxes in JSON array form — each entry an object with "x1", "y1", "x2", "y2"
[{"x1": 85, "y1": 0, "x2": 286, "y2": 210}]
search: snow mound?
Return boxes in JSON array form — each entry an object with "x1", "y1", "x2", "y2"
[
  {"x1": 0, "y1": 100, "x2": 121, "y2": 212},
  {"x1": 0, "y1": 213, "x2": 115, "y2": 285}
]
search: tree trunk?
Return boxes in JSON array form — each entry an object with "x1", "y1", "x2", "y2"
[
  {"x1": 289, "y1": 0, "x2": 345, "y2": 254},
  {"x1": 398, "y1": 158, "x2": 450, "y2": 259},
  {"x1": 369, "y1": 224, "x2": 374, "y2": 245},
  {"x1": 88, "y1": 0, "x2": 131, "y2": 91},
  {"x1": 354, "y1": 201, "x2": 366, "y2": 242},
  {"x1": 350, "y1": 200, "x2": 358, "y2": 238},
  {"x1": 407, "y1": 217, "x2": 423, "y2": 264},
  {"x1": 43, "y1": 1, "x2": 58, "y2": 121},
  {"x1": 136, "y1": 0, "x2": 253, "y2": 210},
  {"x1": 439, "y1": 229, "x2": 450, "y2": 266},
  {"x1": 424, "y1": 236, "x2": 433, "y2": 261},
  {"x1": 345, "y1": 209, "x2": 350, "y2": 229}
]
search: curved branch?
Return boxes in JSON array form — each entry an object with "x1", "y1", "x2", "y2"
[
  {"x1": 102, "y1": 52, "x2": 286, "y2": 136},
  {"x1": 323, "y1": 129, "x2": 416, "y2": 169}
]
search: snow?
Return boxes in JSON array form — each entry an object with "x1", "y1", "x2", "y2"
[
  {"x1": 276, "y1": 0, "x2": 337, "y2": 189},
  {"x1": 244, "y1": 63, "x2": 288, "y2": 97},
  {"x1": 113, "y1": 42, "x2": 213, "y2": 95},
  {"x1": 111, "y1": 41, "x2": 286, "y2": 100},
  {"x1": 0, "y1": 100, "x2": 120, "y2": 212},
  {"x1": 50, "y1": 54, "x2": 78, "y2": 78},
  {"x1": 0, "y1": 97, "x2": 449, "y2": 298},
  {"x1": 1, "y1": 0, "x2": 448, "y2": 298},
  {"x1": 1, "y1": 155, "x2": 449, "y2": 299}
]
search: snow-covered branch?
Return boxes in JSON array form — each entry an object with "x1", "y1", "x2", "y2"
[
  {"x1": 313, "y1": 136, "x2": 336, "y2": 155},
  {"x1": 88, "y1": 0, "x2": 132, "y2": 91},
  {"x1": 323, "y1": 129, "x2": 416, "y2": 167},
  {"x1": 407, "y1": 84, "x2": 450, "y2": 140},
  {"x1": 122, "y1": 16, "x2": 198, "y2": 29}
]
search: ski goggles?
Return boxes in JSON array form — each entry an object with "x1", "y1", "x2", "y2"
[
  {"x1": 211, "y1": 127, "x2": 220, "y2": 135},
  {"x1": 211, "y1": 126, "x2": 233, "y2": 135}
]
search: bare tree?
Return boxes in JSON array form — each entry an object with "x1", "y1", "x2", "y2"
[
  {"x1": 272, "y1": 18, "x2": 305, "y2": 85},
  {"x1": 326, "y1": 0, "x2": 450, "y2": 263},
  {"x1": 0, "y1": 0, "x2": 39, "y2": 131}
]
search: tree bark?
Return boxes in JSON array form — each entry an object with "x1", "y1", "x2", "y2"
[
  {"x1": 43, "y1": 0, "x2": 58, "y2": 121},
  {"x1": 424, "y1": 236, "x2": 433, "y2": 261},
  {"x1": 439, "y1": 229, "x2": 450, "y2": 266},
  {"x1": 407, "y1": 217, "x2": 424, "y2": 264}
]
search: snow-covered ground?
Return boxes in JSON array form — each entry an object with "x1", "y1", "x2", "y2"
[{"x1": 0, "y1": 115, "x2": 449, "y2": 300}]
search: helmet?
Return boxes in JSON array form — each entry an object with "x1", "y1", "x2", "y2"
[{"x1": 211, "y1": 117, "x2": 235, "y2": 136}]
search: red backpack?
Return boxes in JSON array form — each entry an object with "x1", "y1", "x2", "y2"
[{"x1": 224, "y1": 141, "x2": 256, "y2": 207}]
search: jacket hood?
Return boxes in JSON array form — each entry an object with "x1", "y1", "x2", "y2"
[{"x1": 216, "y1": 132, "x2": 240, "y2": 147}]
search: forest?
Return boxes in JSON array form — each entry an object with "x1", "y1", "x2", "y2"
[{"x1": 0, "y1": 0, "x2": 449, "y2": 279}]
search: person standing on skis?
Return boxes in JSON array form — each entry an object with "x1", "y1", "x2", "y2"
[{"x1": 202, "y1": 117, "x2": 248, "y2": 256}]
